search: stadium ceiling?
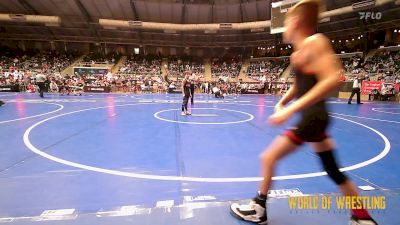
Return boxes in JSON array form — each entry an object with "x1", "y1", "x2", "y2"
[{"x1": 0, "y1": 0, "x2": 399, "y2": 48}]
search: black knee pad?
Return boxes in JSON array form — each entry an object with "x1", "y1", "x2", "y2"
[{"x1": 317, "y1": 151, "x2": 347, "y2": 185}]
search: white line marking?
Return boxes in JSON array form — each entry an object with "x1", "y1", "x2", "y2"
[
  {"x1": 34, "y1": 209, "x2": 77, "y2": 221},
  {"x1": 183, "y1": 195, "x2": 216, "y2": 202},
  {"x1": 268, "y1": 189, "x2": 304, "y2": 198},
  {"x1": 154, "y1": 108, "x2": 254, "y2": 125},
  {"x1": 96, "y1": 205, "x2": 152, "y2": 217},
  {"x1": 23, "y1": 103, "x2": 391, "y2": 182},
  {"x1": 40, "y1": 209, "x2": 75, "y2": 217},
  {"x1": 0, "y1": 93, "x2": 17, "y2": 97},
  {"x1": 0, "y1": 217, "x2": 14, "y2": 222},
  {"x1": 372, "y1": 107, "x2": 400, "y2": 115},
  {"x1": 156, "y1": 200, "x2": 175, "y2": 207},
  {"x1": 330, "y1": 112, "x2": 400, "y2": 124},
  {"x1": 0, "y1": 102, "x2": 64, "y2": 124},
  {"x1": 358, "y1": 185, "x2": 375, "y2": 191},
  {"x1": 189, "y1": 114, "x2": 218, "y2": 117}
]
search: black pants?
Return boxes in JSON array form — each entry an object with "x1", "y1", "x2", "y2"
[
  {"x1": 285, "y1": 108, "x2": 329, "y2": 145},
  {"x1": 190, "y1": 84, "x2": 195, "y2": 104},
  {"x1": 37, "y1": 82, "x2": 45, "y2": 98},
  {"x1": 182, "y1": 94, "x2": 190, "y2": 112},
  {"x1": 214, "y1": 91, "x2": 224, "y2": 98},
  {"x1": 348, "y1": 87, "x2": 361, "y2": 103}
]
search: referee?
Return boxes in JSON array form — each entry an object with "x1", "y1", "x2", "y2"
[
  {"x1": 348, "y1": 74, "x2": 363, "y2": 104},
  {"x1": 36, "y1": 73, "x2": 47, "y2": 98},
  {"x1": 189, "y1": 72, "x2": 196, "y2": 105},
  {"x1": 181, "y1": 74, "x2": 192, "y2": 115}
]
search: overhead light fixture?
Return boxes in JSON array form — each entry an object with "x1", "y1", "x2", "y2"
[
  {"x1": 128, "y1": 21, "x2": 143, "y2": 27},
  {"x1": 352, "y1": 0, "x2": 375, "y2": 11},
  {"x1": 219, "y1": 23, "x2": 233, "y2": 29},
  {"x1": 9, "y1": 14, "x2": 27, "y2": 21}
]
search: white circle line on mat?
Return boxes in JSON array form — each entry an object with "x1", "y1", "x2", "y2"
[
  {"x1": 23, "y1": 103, "x2": 390, "y2": 182},
  {"x1": 372, "y1": 107, "x2": 400, "y2": 115},
  {"x1": 330, "y1": 112, "x2": 400, "y2": 124},
  {"x1": 154, "y1": 108, "x2": 254, "y2": 125},
  {"x1": 0, "y1": 102, "x2": 64, "y2": 124}
]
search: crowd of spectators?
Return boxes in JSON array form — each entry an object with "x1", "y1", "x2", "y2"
[
  {"x1": 118, "y1": 55, "x2": 161, "y2": 77},
  {"x1": 112, "y1": 55, "x2": 163, "y2": 93},
  {"x1": 341, "y1": 55, "x2": 363, "y2": 74},
  {"x1": 363, "y1": 50, "x2": 400, "y2": 75},
  {"x1": 168, "y1": 56, "x2": 204, "y2": 78},
  {"x1": 211, "y1": 57, "x2": 242, "y2": 78},
  {"x1": 0, "y1": 50, "x2": 75, "y2": 76},
  {"x1": 0, "y1": 48, "x2": 78, "y2": 93},
  {"x1": 1, "y1": 49, "x2": 398, "y2": 97},
  {"x1": 340, "y1": 50, "x2": 400, "y2": 82},
  {"x1": 247, "y1": 58, "x2": 289, "y2": 81}
]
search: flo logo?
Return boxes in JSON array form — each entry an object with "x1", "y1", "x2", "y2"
[{"x1": 359, "y1": 12, "x2": 382, "y2": 20}]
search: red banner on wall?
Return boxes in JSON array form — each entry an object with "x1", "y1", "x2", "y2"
[
  {"x1": 362, "y1": 81, "x2": 382, "y2": 94},
  {"x1": 362, "y1": 81, "x2": 400, "y2": 94}
]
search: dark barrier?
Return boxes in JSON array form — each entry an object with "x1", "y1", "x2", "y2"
[
  {"x1": 74, "y1": 67, "x2": 109, "y2": 76},
  {"x1": 0, "y1": 85, "x2": 19, "y2": 92},
  {"x1": 83, "y1": 86, "x2": 111, "y2": 93},
  {"x1": 241, "y1": 88, "x2": 265, "y2": 94}
]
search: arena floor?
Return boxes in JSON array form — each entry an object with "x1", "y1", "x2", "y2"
[{"x1": 0, "y1": 92, "x2": 399, "y2": 225}]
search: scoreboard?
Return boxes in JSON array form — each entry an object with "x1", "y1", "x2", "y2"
[
  {"x1": 270, "y1": 0, "x2": 300, "y2": 34},
  {"x1": 270, "y1": 0, "x2": 327, "y2": 34}
]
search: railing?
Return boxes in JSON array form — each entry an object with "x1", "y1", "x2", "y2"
[
  {"x1": 337, "y1": 52, "x2": 363, "y2": 58},
  {"x1": 76, "y1": 62, "x2": 114, "y2": 68},
  {"x1": 250, "y1": 56, "x2": 290, "y2": 61}
]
